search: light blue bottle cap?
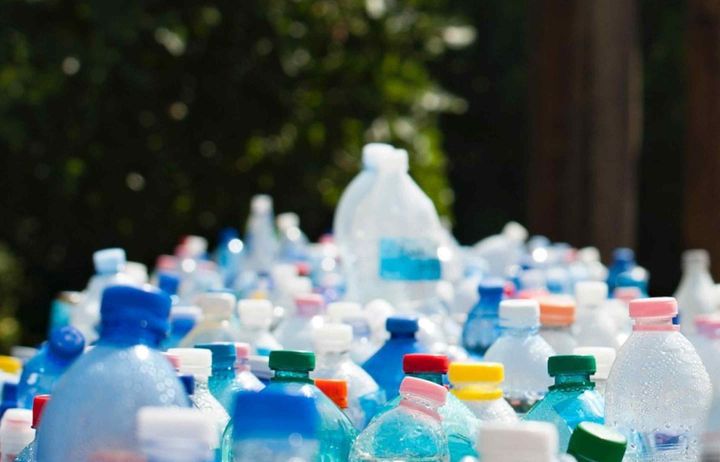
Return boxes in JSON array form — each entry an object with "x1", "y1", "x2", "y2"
[
  {"x1": 93, "y1": 248, "x2": 126, "y2": 274},
  {"x1": 233, "y1": 388, "x2": 319, "y2": 439}
]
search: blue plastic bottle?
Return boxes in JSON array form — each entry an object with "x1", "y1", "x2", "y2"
[
  {"x1": 461, "y1": 278, "x2": 504, "y2": 358},
  {"x1": 232, "y1": 388, "x2": 321, "y2": 462},
  {"x1": 362, "y1": 316, "x2": 426, "y2": 400},
  {"x1": 196, "y1": 342, "x2": 261, "y2": 414},
  {"x1": 17, "y1": 326, "x2": 85, "y2": 409},
  {"x1": 607, "y1": 248, "x2": 635, "y2": 292},
  {"x1": 213, "y1": 227, "x2": 244, "y2": 288},
  {"x1": 36, "y1": 285, "x2": 190, "y2": 462},
  {"x1": 0, "y1": 382, "x2": 18, "y2": 419},
  {"x1": 524, "y1": 355, "x2": 605, "y2": 451},
  {"x1": 14, "y1": 394, "x2": 49, "y2": 462}
]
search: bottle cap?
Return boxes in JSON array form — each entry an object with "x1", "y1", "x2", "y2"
[
  {"x1": 362, "y1": 143, "x2": 395, "y2": 169},
  {"x1": 548, "y1": 355, "x2": 596, "y2": 377},
  {"x1": 249, "y1": 355, "x2": 272, "y2": 381},
  {"x1": 312, "y1": 324, "x2": 352, "y2": 352},
  {"x1": 567, "y1": 422, "x2": 627, "y2": 462},
  {"x1": 575, "y1": 281, "x2": 608, "y2": 307},
  {"x1": 315, "y1": 379, "x2": 348, "y2": 409},
  {"x1": 47, "y1": 326, "x2": 85, "y2": 361},
  {"x1": 402, "y1": 354, "x2": 449, "y2": 374},
  {"x1": 683, "y1": 249, "x2": 709, "y2": 265},
  {"x1": 235, "y1": 343, "x2": 251, "y2": 360},
  {"x1": 125, "y1": 262, "x2": 149, "y2": 284},
  {"x1": 480, "y1": 421, "x2": 558, "y2": 461},
  {"x1": 2, "y1": 382, "x2": 17, "y2": 403},
  {"x1": 93, "y1": 248, "x2": 126, "y2": 274},
  {"x1": 276, "y1": 213, "x2": 300, "y2": 231},
  {"x1": 155, "y1": 254, "x2": 178, "y2": 272},
  {"x1": 195, "y1": 343, "x2": 236, "y2": 369},
  {"x1": 294, "y1": 294, "x2": 325, "y2": 317},
  {"x1": 498, "y1": 299, "x2": 540, "y2": 329},
  {"x1": 195, "y1": 292, "x2": 235, "y2": 319},
  {"x1": 538, "y1": 297, "x2": 575, "y2": 326},
  {"x1": 250, "y1": 194, "x2": 273, "y2": 214},
  {"x1": 573, "y1": 347, "x2": 616, "y2": 381},
  {"x1": 478, "y1": 278, "x2": 505, "y2": 297},
  {"x1": 100, "y1": 285, "x2": 171, "y2": 338},
  {"x1": 180, "y1": 374, "x2": 195, "y2": 396},
  {"x1": 287, "y1": 277, "x2": 313, "y2": 296},
  {"x1": 628, "y1": 297, "x2": 677, "y2": 318},
  {"x1": 233, "y1": 388, "x2": 319, "y2": 440},
  {"x1": 137, "y1": 406, "x2": 218, "y2": 451},
  {"x1": 612, "y1": 248, "x2": 635, "y2": 263},
  {"x1": 167, "y1": 348, "x2": 212, "y2": 378},
  {"x1": 0, "y1": 357, "x2": 20, "y2": 376},
  {"x1": 269, "y1": 350, "x2": 315, "y2": 372},
  {"x1": 237, "y1": 299, "x2": 274, "y2": 328},
  {"x1": 378, "y1": 148, "x2": 409, "y2": 171},
  {"x1": 386, "y1": 315, "x2": 419, "y2": 334},
  {"x1": 399, "y1": 376, "x2": 447, "y2": 406},
  {"x1": 578, "y1": 247, "x2": 601, "y2": 263},
  {"x1": 326, "y1": 302, "x2": 363, "y2": 322},
  {"x1": 158, "y1": 272, "x2": 181, "y2": 296},
  {"x1": 181, "y1": 236, "x2": 208, "y2": 257},
  {"x1": 163, "y1": 352, "x2": 181, "y2": 371},
  {"x1": 31, "y1": 395, "x2": 50, "y2": 429},
  {"x1": 0, "y1": 408, "x2": 34, "y2": 453},
  {"x1": 448, "y1": 362, "x2": 503, "y2": 384}
]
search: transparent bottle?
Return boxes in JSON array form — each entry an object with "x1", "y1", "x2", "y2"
[
  {"x1": 607, "y1": 247, "x2": 636, "y2": 292},
  {"x1": 567, "y1": 422, "x2": 627, "y2": 462},
  {"x1": 311, "y1": 323, "x2": 384, "y2": 429},
  {"x1": 448, "y1": 362, "x2": 518, "y2": 423},
  {"x1": 675, "y1": 249, "x2": 717, "y2": 334},
  {"x1": 137, "y1": 407, "x2": 217, "y2": 462},
  {"x1": 195, "y1": 343, "x2": 242, "y2": 413},
  {"x1": 349, "y1": 377, "x2": 449, "y2": 462},
  {"x1": 461, "y1": 279, "x2": 504, "y2": 358},
  {"x1": 232, "y1": 343, "x2": 265, "y2": 392},
  {"x1": 326, "y1": 302, "x2": 378, "y2": 364},
  {"x1": 236, "y1": 299, "x2": 282, "y2": 355},
  {"x1": 538, "y1": 296, "x2": 577, "y2": 354},
  {"x1": 484, "y1": 299, "x2": 556, "y2": 414},
  {"x1": 244, "y1": 194, "x2": 278, "y2": 274},
  {"x1": 572, "y1": 346, "x2": 616, "y2": 397},
  {"x1": 573, "y1": 282, "x2": 621, "y2": 349},
  {"x1": 606, "y1": 297, "x2": 711, "y2": 460},
  {"x1": 36, "y1": 286, "x2": 190, "y2": 462},
  {"x1": 524, "y1": 355, "x2": 605, "y2": 451},
  {"x1": 277, "y1": 212, "x2": 309, "y2": 263},
  {"x1": 14, "y1": 395, "x2": 49, "y2": 462},
  {"x1": 274, "y1": 294, "x2": 326, "y2": 351},
  {"x1": 179, "y1": 292, "x2": 240, "y2": 347}
]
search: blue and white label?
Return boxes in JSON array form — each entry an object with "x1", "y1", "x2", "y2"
[{"x1": 379, "y1": 238, "x2": 441, "y2": 281}]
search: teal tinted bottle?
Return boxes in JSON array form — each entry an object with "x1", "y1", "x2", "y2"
[
  {"x1": 196, "y1": 343, "x2": 237, "y2": 413},
  {"x1": 524, "y1": 355, "x2": 604, "y2": 451}
]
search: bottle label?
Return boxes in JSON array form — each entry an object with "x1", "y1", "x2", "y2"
[{"x1": 378, "y1": 238, "x2": 441, "y2": 281}]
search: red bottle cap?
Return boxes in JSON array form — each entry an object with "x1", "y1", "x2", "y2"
[
  {"x1": 32, "y1": 394, "x2": 50, "y2": 429},
  {"x1": 403, "y1": 354, "x2": 449, "y2": 374}
]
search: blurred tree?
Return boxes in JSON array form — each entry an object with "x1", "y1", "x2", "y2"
[{"x1": 0, "y1": 0, "x2": 470, "y2": 342}]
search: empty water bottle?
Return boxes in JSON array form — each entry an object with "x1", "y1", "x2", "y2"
[
  {"x1": 137, "y1": 406, "x2": 217, "y2": 462},
  {"x1": 461, "y1": 278, "x2": 504, "y2": 358},
  {"x1": 180, "y1": 292, "x2": 240, "y2": 347},
  {"x1": 572, "y1": 346, "x2": 616, "y2": 397},
  {"x1": 236, "y1": 299, "x2": 282, "y2": 355},
  {"x1": 448, "y1": 362, "x2": 518, "y2": 423},
  {"x1": 163, "y1": 305, "x2": 201, "y2": 350},
  {"x1": 244, "y1": 195, "x2": 278, "y2": 274},
  {"x1": 538, "y1": 296, "x2": 577, "y2": 354},
  {"x1": 274, "y1": 293, "x2": 326, "y2": 351},
  {"x1": 326, "y1": 302, "x2": 377, "y2": 364},
  {"x1": 675, "y1": 249, "x2": 717, "y2": 333},
  {"x1": 0, "y1": 409, "x2": 33, "y2": 462},
  {"x1": 232, "y1": 343, "x2": 265, "y2": 392},
  {"x1": 195, "y1": 342, "x2": 242, "y2": 413},
  {"x1": 277, "y1": 212, "x2": 309, "y2": 263},
  {"x1": 607, "y1": 248, "x2": 636, "y2": 292},
  {"x1": 573, "y1": 281, "x2": 621, "y2": 349}
]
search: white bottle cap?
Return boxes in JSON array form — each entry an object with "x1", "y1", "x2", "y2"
[
  {"x1": 573, "y1": 346, "x2": 616, "y2": 381},
  {"x1": 575, "y1": 281, "x2": 608, "y2": 307},
  {"x1": 0, "y1": 408, "x2": 34, "y2": 457},
  {"x1": 377, "y1": 148, "x2": 409, "y2": 171},
  {"x1": 479, "y1": 421, "x2": 558, "y2": 462},
  {"x1": 124, "y1": 261, "x2": 149, "y2": 284},
  {"x1": 577, "y1": 247, "x2": 601, "y2": 263},
  {"x1": 168, "y1": 348, "x2": 212, "y2": 378},
  {"x1": 502, "y1": 221, "x2": 528, "y2": 242},
  {"x1": 286, "y1": 277, "x2": 313, "y2": 296},
  {"x1": 93, "y1": 248, "x2": 127, "y2": 274},
  {"x1": 276, "y1": 212, "x2": 300, "y2": 231},
  {"x1": 137, "y1": 407, "x2": 218, "y2": 451},
  {"x1": 499, "y1": 299, "x2": 540, "y2": 329},
  {"x1": 195, "y1": 292, "x2": 235, "y2": 318},
  {"x1": 251, "y1": 194, "x2": 273, "y2": 214},
  {"x1": 312, "y1": 324, "x2": 353, "y2": 352},
  {"x1": 183, "y1": 236, "x2": 208, "y2": 257},
  {"x1": 362, "y1": 143, "x2": 395, "y2": 169},
  {"x1": 326, "y1": 302, "x2": 363, "y2": 322},
  {"x1": 271, "y1": 263, "x2": 299, "y2": 285},
  {"x1": 237, "y1": 299, "x2": 274, "y2": 328}
]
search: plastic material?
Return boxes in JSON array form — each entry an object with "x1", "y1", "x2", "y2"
[
  {"x1": 0, "y1": 409, "x2": 34, "y2": 462},
  {"x1": 539, "y1": 296, "x2": 577, "y2": 355},
  {"x1": 462, "y1": 278, "x2": 504, "y2": 357},
  {"x1": 236, "y1": 299, "x2": 282, "y2": 355},
  {"x1": 449, "y1": 362, "x2": 518, "y2": 424},
  {"x1": 274, "y1": 294, "x2": 326, "y2": 351},
  {"x1": 567, "y1": 422, "x2": 627, "y2": 462},
  {"x1": 479, "y1": 421, "x2": 559, "y2": 462},
  {"x1": 675, "y1": 249, "x2": 716, "y2": 334},
  {"x1": 137, "y1": 406, "x2": 217, "y2": 462},
  {"x1": 315, "y1": 379, "x2": 349, "y2": 409}
]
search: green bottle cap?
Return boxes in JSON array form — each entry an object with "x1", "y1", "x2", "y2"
[
  {"x1": 547, "y1": 355, "x2": 596, "y2": 377},
  {"x1": 269, "y1": 350, "x2": 315, "y2": 372},
  {"x1": 567, "y1": 422, "x2": 627, "y2": 462}
]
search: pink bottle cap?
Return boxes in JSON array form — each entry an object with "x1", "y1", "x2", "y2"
[
  {"x1": 697, "y1": 314, "x2": 720, "y2": 338},
  {"x1": 294, "y1": 293, "x2": 325, "y2": 316},
  {"x1": 234, "y1": 343, "x2": 251, "y2": 359},
  {"x1": 399, "y1": 376, "x2": 447, "y2": 405},
  {"x1": 629, "y1": 297, "x2": 677, "y2": 318}
]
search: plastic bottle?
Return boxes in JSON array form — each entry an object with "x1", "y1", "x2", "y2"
[
  {"x1": 0, "y1": 358, "x2": 20, "y2": 401},
  {"x1": 461, "y1": 278, "x2": 504, "y2": 358},
  {"x1": 137, "y1": 407, "x2": 217, "y2": 462},
  {"x1": 607, "y1": 247, "x2": 636, "y2": 292},
  {"x1": 349, "y1": 376, "x2": 449, "y2": 462},
  {"x1": 248, "y1": 355, "x2": 273, "y2": 385},
  {"x1": 524, "y1": 355, "x2": 605, "y2": 450},
  {"x1": 180, "y1": 292, "x2": 240, "y2": 347},
  {"x1": 0, "y1": 409, "x2": 33, "y2": 462},
  {"x1": 478, "y1": 421, "x2": 570, "y2": 462},
  {"x1": 277, "y1": 212, "x2": 309, "y2": 262},
  {"x1": 312, "y1": 323, "x2": 384, "y2": 429},
  {"x1": 213, "y1": 227, "x2": 244, "y2": 288},
  {"x1": 162, "y1": 305, "x2": 202, "y2": 350},
  {"x1": 157, "y1": 272, "x2": 181, "y2": 300},
  {"x1": 573, "y1": 282, "x2": 621, "y2": 349},
  {"x1": 73, "y1": 248, "x2": 135, "y2": 342},
  {"x1": 195, "y1": 343, "x2": 241, "y2": 413},
  {"x1": 236, "y1": 299, "x2": 282, "y2": 355},
  {"x1": 567, "y1": 422, "x2": 627, "y2": 462},
  {"x1": 232, "y1": 343, "x2": 265, "y2": 392},
  {"x1": 484, "y1": 299, "x2": 556, "y2": 414},
  {"x1": 675, "y1": 249, "x2": 717, "y2": 333},
  {"x1": 315, "y1": 378, "x2": 349, "y2": 411},
  {"x1": 448, "y1": 362, "x2": 518, "y2": 423},
  {"x1": 362, "y1": 316, "x2": 426, "y2": 401},
  {"x1": 232, "y1": 388, "x2": 321, "y2": 462},
  {"x1": 326, "y1": 302, "x2": 377, "y2": 364},
  {"x1": 37, "y1": 285, "x2": 190, "y2": 462},
  {"x1": 0, "y1": 383, "x2": 18, "y2": 419},
  {"x1": 14, "y1": 395, "x2": 49, "y2": 462},
  {"x1": 606, "y1": 297, "x2": 712, "y2": 460},
  {"x1": 166, "y1": 347, "x2": 229, "y2": 450},
  {"x1": 274, "y1": 293, "x2": 326, "y2": 351},
  {"x1": 244, "y1": 194, "x2": 278, "y2": 274},
  {"x1": 572, "y1": 346, "x2": 616, "y2": 397},
  {"x1": 538, "y1": 297, "x2": 577, "y2": 354},
  {"x1": 472, "y1": 222, "x2": 528, "y2": 279},
  {"x1": 47, "y1": 291, "x2": 81, "y2": 333},
  {"x1": 17, "y1": 326, "x2": 84, "y2": 409}
]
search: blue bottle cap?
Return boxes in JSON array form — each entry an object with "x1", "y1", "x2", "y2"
[
  {"x1": 93, "y1": 248, "x2": 126, "y2": 274},
  {"x1": 218, "y1": 227, "x2": 239, "y2": 243},
  {"x1": 2, "y1": 382, "x2": 17, "y2": 402},
  {"x1": 100, "y1": 285, "x2": 171, "y2": 337},
  {"x1": 195, "y1": 343, "x2": 236, "y2": 368},
  {"x1": 478, "y1": 278, "x2": 505, "y2": 296},
  {"x1": 179, "y1": 374, "x2": 195, "y2": 396},
  {"x1": 47, "y1": 326, "x2": 85, "y2": 361},
  {"x1": 157, "y1": 272, "x2": 180, "y2": 296},
  {"x1": 233, "y1": 388, "x2": 319, "y2": 440},
  {"x1": 612, "y1": 248, "x2": 635, "y2": 263},
  {"x1": 386, "y1": 315, "x2": 419, "y2": 334}
]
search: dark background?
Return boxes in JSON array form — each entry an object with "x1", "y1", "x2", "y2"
[{"x1": 0, "y1": 0, "x2": 695, "y2": 346}]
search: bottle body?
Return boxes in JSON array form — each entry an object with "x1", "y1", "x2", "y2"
[
  {"x1": 234, "y1": 438, "x2": 319, "y2": 462},
  {"x1": 540, "y1": 325, "x2": 578, "y2": 355},
  {"x1": 274, "y1": 314, "x2": 324, "y2": 351},
  {"x1": 190, "y1": 377, "x2": 230, "y2": 453},
  {"x1": 461, "y1": 305, "x2": 500, "y2": 358},
  {"x1": 179, "y1": 320, "x2": 240, "y2": 348},
  {"x1": 14, "y1": 439, "x2": 36, "y2": 462},
  {"x1": 17, "y1": 354, "x2": 68, "y2": 409},
  {"x1": 461, "y1": 398, "x2": 518, "y2": 423},
  {"x1": 237, "y1": 326, "x2": 282, "y2": 356},
  {"x1": 363, "y1": 337, "x2": 426, "y2": 401},
  {"x1": 675, "y1": 264, "x2": 716, "y2": 334},
  {"x1": 573, "y1": 308, "x2": 621, "y2": 349}
]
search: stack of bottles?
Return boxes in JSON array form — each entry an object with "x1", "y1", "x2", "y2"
[{"x1": 4, "y1": 141, "x2": 720, "y2": 461}]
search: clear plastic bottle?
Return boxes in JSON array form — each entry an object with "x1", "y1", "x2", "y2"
[
  {"x1": 236, "y1": 299, "x2": 282, "y2": 355},
  {"x1": 524, "y1": 355, "x2": 605, "y2": 451},
  {"x1": 277, "y1": 212, "x2": 309, "y2": 263},
  {"x1": 675, "y1": 249, "x2": 717, "y2": 334},
  {"x1": 448, "y1": 362, "x2": 518, "y2": 423},
  {"x1": 195, "y1": 342, "x2": 242, "y2": 413},
  {"x1": 572, "y1": 346, "x2": 616, "y2": 397},
  {"x1": 213, "y1": 227, "x2": 244, "y2": 289},
  {"x1": 17, "y1": 326, "x2": 85, "y2": 409},
  {"x1": 244, "y1": 194, "x2": 278, "y2": 274},
  {"x1": 538, "y1": 296, "x2": 577, "y2": 354},
  {"x1": 312, "y1": 323, "x2": 384, "y2": 429},
  {"x1": 326, "y1": 302, "x2": 377, "y2": 364},
  {"x1": 478, "y1": 421, "x2": 571, "y2": 462},
  {"x1": 14, "y1": 395, "x2": 49, "y2": 462},
  {"x1": 37, "y1": 285, "x2": 190, "y2": 462},
  {"x1": 484, "y1": 299, "x2": 556, "y2": 414},
  {"x1": 274, "y1": 293, "x2": 326, "y2": 351},
  {"x1": 232, "y1": 343, "x2": 265, "y2": 392},
  {"x1": 232, "y1": 388, "x2": 321, "y2": 462},
  {"x1": 606, "y1": 297, "x2": 712, "y2": 460},
  {"x1": 179, "y1": 292, "x2": 240, "y2": 347},
  {"x1": 349, "y1": 376, "x2": 450, "y2": 462},
  {"x1": 0, "y1": 409, "x2": 33, "y2": 462},
  {"x1": 137, "y1": 406, "x2": 217, "y2": 462},
  {"x1": 573, "y1": 282, "x2": 621, "y2": 349},
  {"x1": 472, "y1": 222, "x2": 528, "y2": 279},
  {"x1": 461, "y1": 278, "x2": 504, "y2": 358},
  {"x1": 567, "y1": 422, "x2": 627, "y2": 462}
]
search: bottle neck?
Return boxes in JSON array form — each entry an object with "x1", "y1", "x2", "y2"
[
  {"x1": 193, "y1": 375, "x2": 210, "y2": 391},
  {"x1": 632, "y1": 316, "x2": 678, "y2": 332},
  {"x1": 390, "y1": 332, "x2": 416, "y2": 340},
  {"x1": 399, "y1": 396, "x2": 441, "y2": 420},
  {"x1": 479, "y1": 294, "x2": 502, "y2": 312},
  {"x1": 406, "y1": 371, "x2": 444, "y2": 386},
  {"x1": 98, "y1": 324, "x2": 163, "y2": 348},
  {"x1": 271, "y1": 369, "x2": 314, "y2": 384},
  {"x1": 549, "y1": 373, "x2": 594, "y2": 391}
]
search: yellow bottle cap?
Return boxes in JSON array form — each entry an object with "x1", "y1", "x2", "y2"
[
  {"x1": 452, "y1": 386, "x2": 504, "y2": 401},
  {"x1": 0, "y1": 356, "x2": 22, "y2": 375},
  {"x1": 448, "y1": 362, "x2": 504, "y2": 384}
]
